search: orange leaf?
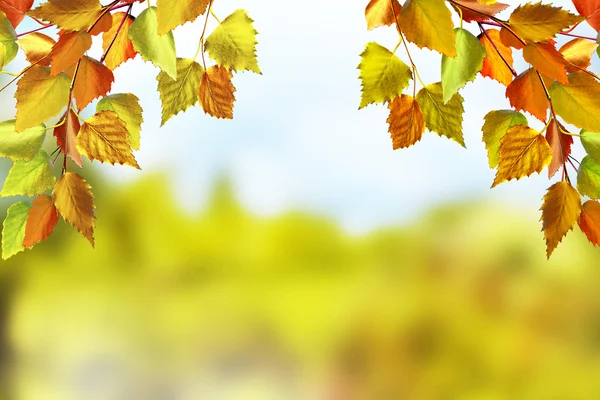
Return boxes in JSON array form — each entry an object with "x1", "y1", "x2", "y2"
[
  {"x1": 0, "y1": 0, "x2": 33, "y2": 28},
  {"x1": 545, "y1": 118, "x2": 573, "y2": 178},
  {"x1": 199, "y1": 66, "x2": 236, "y2": 119},
  {"x1": 23, "y1": 194, "x2": 59, "y2": 248},
  {"x1": 479, "y1": 29, "x2": 514, "y2": 86},
  {"x1": 499, "y1": 27, "x2": 524, "y2": 50},
  {"x1": 101, "y1": 12, "x2": 136, "y2": 70},
  {"x1": 452, "y1": 0, "x2": 509, "y2": 22},
  {"x1": 579, "y1": 200, "x2": 600, "y2": 246},
  {"x1": 505, "y1": 69, "x2": 549, "y2": 121},
  {"x1": 387, "y1": 94, "x2": 425, "y2": 149},
  {"x1": 53, "y1": 172, "x2": 95, "y2": 247},
  {"x1": 73, "y1": 56, "x2": 114, "y2": 110},
  {"x1": 54, "y1": 109, "x2": 83, "y2": 168},
  {"x1": 49, "y1": 30, "x2": 92, "y2": 76},
  {"x1": 88, "y1": 10, "x2": 111, "y2": 36},
  {"x1": 541, "y1": 181, "x2": 582, "y2": 258},
  {"x1": 523, "y1": 42, "x2": 568, "y2": 84},
  {"x1": 559, "y1": 38, "x2": 598, "y2": 73},
  {"x1": 573, "y1": 0, "x2": 600, "y2": 31},
  {"x1": 365, "y1": 0, "x2": 401, "y2": 30}
]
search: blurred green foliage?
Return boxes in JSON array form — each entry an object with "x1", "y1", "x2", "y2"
[{"x1": 0, "y1": 174, "x2": 600, "y2": 399}]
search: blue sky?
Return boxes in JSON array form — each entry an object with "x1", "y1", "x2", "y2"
[{"x1": 2, "y1": 0, "x2": 594, "y2": 233}]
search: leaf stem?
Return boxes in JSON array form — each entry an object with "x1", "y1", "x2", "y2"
[
  {"x1": 194, "y1": 0, "x2": 214, "y2": 68},
  {"x1": 389, "y1": 0, "x2": 424, "y2": 94}
]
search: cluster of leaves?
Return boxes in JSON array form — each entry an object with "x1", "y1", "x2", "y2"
[
  {"x1": 360, "y1": 0, "x2": 600, "y2": 258},
  {"x1": 0, "y1": 0, "x2": 260, "y2": 259}
]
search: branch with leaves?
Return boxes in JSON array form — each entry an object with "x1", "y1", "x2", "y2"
[
  {"x1": 360, "y1": 0, "x2": 600, "y2": 258},
  {"x1": 0, "y1": 0, "x2": 260, "y2": 259}
]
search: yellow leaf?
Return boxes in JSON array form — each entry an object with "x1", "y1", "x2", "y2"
[
  {"x1": 204, "y1": 9, "x2": 260, "y2": 73},
  {"x1": 53, "y1": 172, "x2": 95, "y2": 247},
  {"x1": 358, "y1": 42, "x2": 412, "y2": 109},
  {"x1": 96, "y1": 93, "x2": 143, "y2": 151},
  {"x1": 17, "y1": 32, "x2": 54, "y2": 66},
  {"x1": 387, "y1": 95, "x2": 425, "y2": 149},
  {"x1": 492, "y1": 125, "x2": 552, "y2": 187},
  {"x1": 549, "y1": 72, "x2": 600, "y2": 132},
  {"x1": 541, "y1": 181, "x2": 582, "y2": 258},
  {"x1": 399, "y1": 0, "x2": 456, "y2": 57},
  {"x1": 508, "y1": 3, "x2": 583, "y2": 44},
  {"x1": 365, "y1": 0, "x2": 401, "y2": 30},
  {"x1": 157, "y1": 0, "x2": 209, "y2": 35},
  {"x1": 76, "y1": 110, "x2": 140, "y2": 169},
  {"x1": 199, "y1": 66, "x2": 236, "y2": 120},
  {"x1": 560, "y1": 38, "x2": 598, "y2": 73},
  {"x1": 157, "y1": 57, "x2": 203, "y2": 126},
  {"x1": 15, "y1": 65, "x2": 70, "y2": 132},
  {"x1": 416, "y1": 83, "x2": 465, "y2": 147},
  {"x1": 29, "y1": 0, "x2": 103, "y2": 32}
]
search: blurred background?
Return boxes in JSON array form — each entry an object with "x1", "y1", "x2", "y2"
[{"x1": 1, "y1": 0, "x2": 600, "y2": 399}]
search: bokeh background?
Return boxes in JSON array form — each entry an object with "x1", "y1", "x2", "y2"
[{"x1": 1, "y1": 0, "x2": 600, "y2": 398}]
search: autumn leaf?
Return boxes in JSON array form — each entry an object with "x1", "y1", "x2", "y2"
[
  {"x1": 128, "y1": 6, "x2": 177, "y2": 79},
  {"x1": 492, "y1": 125, "x2": 552, "y2": 187},
  {"x1": 522, "y1": 42, "x2": 567, "y2": 85},
  {"x1": 48, "y1": 30, "x2": 92, "y2": 76},
  {"x1": 507, "y1": 3, "x2": 583, "y2": 44},
  {"x1": 0, "y1": 150, "x2": 56, "y2": 197},
  {"x1": 17, "y1": 32, "x2": 54, "y2": 66},
  {"x1": 73, "y1": 56, "x2": 114, "y2": 110},
  {"x1": 482, "y1": 110, "x2": 527, "y2": 168},
  {"x1": 157, "y1": 57, "x2": 203, "y2": 125},
  {"x1": 505, "y1": 69, "x2": 549, "y2": 122},
  {"x1": 545, "y1": 118, "x2": 573, "y2": 178},
  {"x1": 102, "y1": 12, "x2": 136, "y2": 70},
  {"x1": 398, "y1": 0, "x2": 456, "y2": 57},
  {"x1": 0, "y1": 120, "x2": 46, "y2": 161},
  {"x1": 14, "y1": 65, "x2": 70, "y2": 132},
  {"x1": 0, "y1": 0, "x2": 34, "y2": 28},
  {"x1": 199, "y1": 66, "x2": 237, "y2": 120},
  {"x1": 76, "y1": 110, "x2": 140, "y2": 169},
  {"x1": 479, "y1": 29, "x2": 514, "y2": 86},
  {"x1": 96, "y1": 93, "x2": 143, "y2": 151},
  {"x1": 387, "y1": 95, "x2": 425, "y2": 149},
  {"x1": 416, "y1": 83, "x2": 465, "y2": 147},
  {"x1": 578, "y1": 156, "x2": 600, "y2": 199},
  {"x1": 441, "y1": 28, "x2": 486, "y2": 103},
  {"x1": 451, "y1": 0, "x2": 509, "y2": 22},
  {"x1": 205, "y1": 9, "x2": 260, "y2": 74},
  {"x1": 358, "y1": 42, "x2": 412, "y2": 109},
  {"x1": 0, "y1": 9, "x2": 18, "y2": 68},
  {"x1": 1, "y1": 201, "x2": 29, "y2": 260},
  {"x1": 550, "y1": 72, "x2": 600, "y2": 132},
  {"x1": 53, "y1": 172, "x2": 95, "y2": 246},
  {"x1": 29, "y1": 0, "x2": 103, "y2": 32},
  {"x1": 157, "y1": 0, "x2": 209, "y2": 35},
  {"x1": 581, "y1": 129, "x2": 600, "y2": 164},
  {"x1": 23, "y1": 194, "x2": 59, "y2": 248},
  {"x1": 559, "y1": 38, "x2": 598, "y2": 73},
  {"x1": 54, "y1": 109, "x2": 82, "y2": 168},
  {"x1": 541, "y1": 181, "x2": 582, "y2": 258},
  {"x1": 365, "y1": 0, "x2": 401, "y2": 30},
  {"x1": 579, "y1": 200, "x2": 600, "y2": 246},
  {"x1": 572, "y1": 0, "x2": 600, "y2": 31}
]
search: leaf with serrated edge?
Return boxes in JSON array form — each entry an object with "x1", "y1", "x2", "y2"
[
  {"x1": 546, "y1": 119, "x2": 573, "y2": 178},
  {"x1": 29, "y1": 0, "x2": 103, "y2": 31},
  {"x1": 508, "y1": 3, "x2": 583, "y2": 44},
  {"x1": 541, "y1": 181, "x2": 582, "y2": 258},
  {"x1": 492, "y1": 125, "x2": 552, "y2": 187},
  {"x1": 482, "y1": 110, "x2": 527, "y2": 168},
  {"x1": 399, "y1": 0, "x2": 455, "y2": 57},
  {"x1": 54, "y1": 109, "x2": 82, "y2": 167},
  {"x1": 199, "y1": 66, "x2": 236, "y2": 119},
  {"x1": 365, "y1": 0, "x2": 401, "y2": 30},
  {"x1": 96, "y1": 94, "x2": 143, "y2": 151},
  {"x1": 0, "y1": 120, "x2": 46, "y2": 161},
  {"x1": 53, "y1": 172, "x2": 95, "y2": 246},
  {"x1": 102, "y1": 12, "x2": 136, "y2": 70},
  {"x1": 23, "y1": 194, "x2": 58, "y2": 248},
  {"x1": 578, "y1": 156, "x2": 600, "y2": 199},
  {"x1": 0, "y1": 150, "x2": 56, "y2": 197},
  {"x1": 157, "y1": 0, "x2": 209, "y2": 35},
  {"x1": 157, "y1": 58, "x2": 203, "y2": 125},
  {"x1": 416, "y1": 83, "x2": 465, "y2": 147},
  {"x1": 17, "y1": 32, "x2": 54, "y2": 66},
  {"x1": 387, "y1": 95, "x2": 425, "y2": 150},
  {"x1": 479, "y1": 29, "x2": 514, "y2": 86},
  {"x1": 1, "y1": 201, "x2": 29, "y2": 260},
  {"x1": 76, "y1": 110, "x2": 140, "y2": 169},
  {"x1": 505, "y1": 69, "x2": 549, "y2": 122},
  {"x1": 73, "y1": 56, "x2": 114, "y2": 110},
  {"x1": 550, "y1": 72, "x2": 600, "y2": 132}
]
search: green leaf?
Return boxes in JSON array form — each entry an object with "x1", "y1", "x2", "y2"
[
  {"x1": 128, "y1": 6, "x2": 177, "y2": 79},
  {"x1": 157, "y1": 58, "x2": 204, "y2": 126},
  {"x1": 578, "y1": 156, "x2": 600, "y2": 199},
  {"x1": 97, "y1": 93, "x2": 144, "y2": 151},
  {"x1": 416, "y1": 82, "x2": 465, "y2": 147},
  {"x1": 482, "y1": 110, "x2": 528, "y2": 168},
  {"x1": 581, "y1": 129, "x2": 600, "y2": 164},
  {"x1": 204, "y1": 9, "x2": 260, "y2": 73},
  {"x1": 441, "y1": 28, "x2": 486, "y2": 103},
  {"x1": 1, "y1": 150, "x2": 56, "y2": 197},
  {"x1": 0, "y1": 120, "x2": 46, "y2": 161},
  {"x1": 358, "y1": 42, "x2": 412, "y2": 109},
  {"x1": 1, "y1": 201, "x2": 29, "y2": 260},
  {"x1": 0, "y1": 10, "x2": 17, "y2": 69}
]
